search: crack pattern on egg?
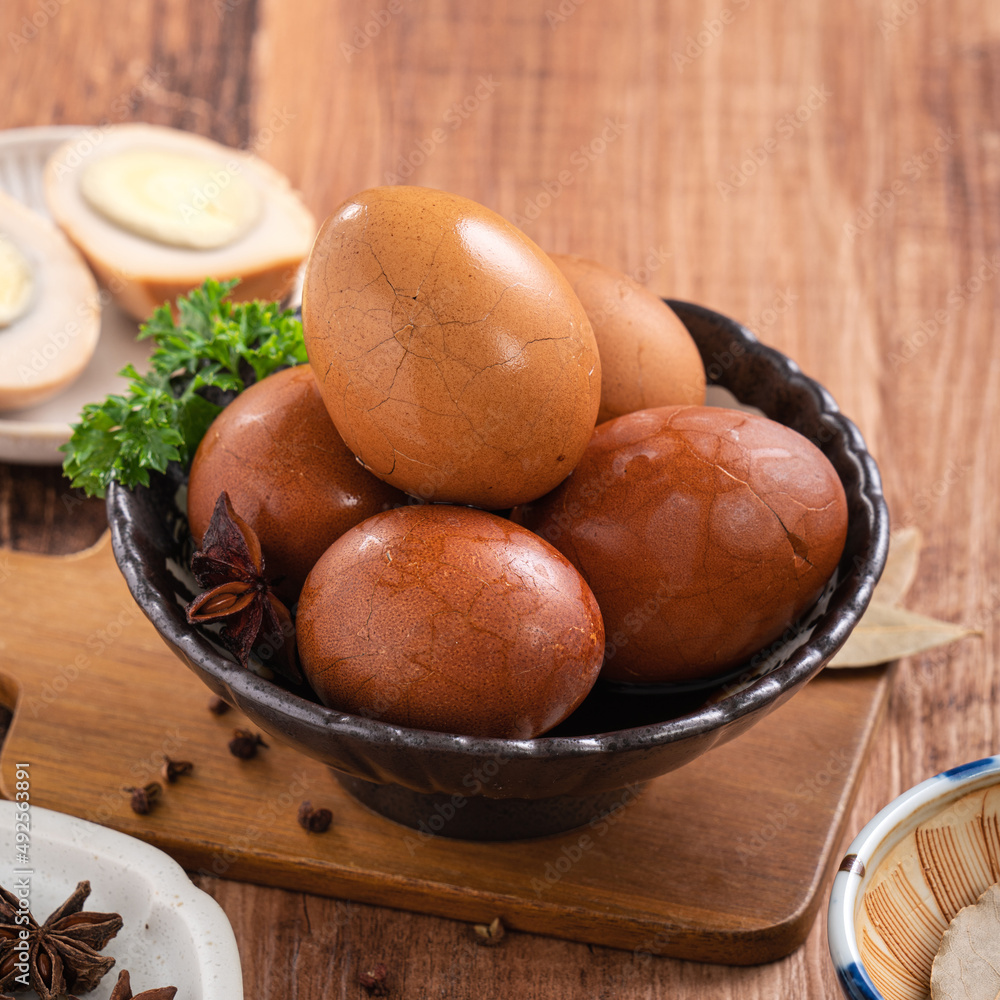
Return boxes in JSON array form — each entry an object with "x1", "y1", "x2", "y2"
[
  {"x1": 301, "y1": 186, "x2": 602, "y2": 509},
  {"x1": 296, "y1": 504, "x2": 605, "y2": 739},
  {"x1": 515, "y1": 404, "x2": 849, "y2": 684}
]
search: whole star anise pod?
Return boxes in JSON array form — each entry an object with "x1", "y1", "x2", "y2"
[
  {"x1": 80, "y1": 967, "x2": 177, "y2": 1000},
  {"x1": 186, "y1": 491, "x2": 301, "y2": 683},
  {"x1": 0, "y1": 880, "x2": 122, "y2": 1000}
]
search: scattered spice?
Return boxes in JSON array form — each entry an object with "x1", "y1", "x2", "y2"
[
  {"x1": 228, "y1": 729, "x2": 267, "y2": 759},
  {"x1": 160, "y1": 758, "x2": 194, "y2": 784},
  {"x1": 473, "y1": 916, "x2": 506, "y2": 946},
  {"x1": 0, "y1": 880, "x2": 123, "y2": 1000},
  {"x1": 297, "y1": 801, "x2": 333, "y2": 833},
  {"x1": 207, "y1": 695, "x2": 230, "y2": 716},
  {"x1": 103, "y1": 967, "x2": 178, "y2": 1000},
  {"x1": 124, "y1": 782, "x2": 162, "y2": 815},
  {"x1": 185, "y1": 492, "x2": 301, "y2": 682},
  {"x1": 358, "y1": 963, "x2": 389, "y2": 996}
]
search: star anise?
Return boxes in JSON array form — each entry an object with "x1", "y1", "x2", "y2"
[
  {"x1": 0, "y1": 880, "x2": 122, "y2": 1000},
  {"x1": 86, "y1": 967, "x2": 177, "y2": 1000},
  {"x1": 186, "y1": 491, "x2": 301, "y2": 683}
]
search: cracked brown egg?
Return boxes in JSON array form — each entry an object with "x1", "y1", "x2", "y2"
[
  {"x1": 549, "y1": 253, "x2": 706, "y2": 423},
  {"x1": 296, "y1": 504, "x2": 605, "y2": 738},
  {"x1": 187, "y1": 365, "x2": 406, "y2": 606},
  {"x1": 515, "y1": 405, "x2": 848, "y2": 685},
  {"x1": 301, "y1": 185, "x2": 601, "y2": 509}
]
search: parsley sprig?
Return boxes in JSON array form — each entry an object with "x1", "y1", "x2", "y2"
[{"x1": 62, "y1": 278, "x2": 307, "y2": 498}]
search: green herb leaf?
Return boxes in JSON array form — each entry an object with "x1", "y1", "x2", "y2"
[{"x1": 61, "y1": 278, "x2": 306, "y2": 497}]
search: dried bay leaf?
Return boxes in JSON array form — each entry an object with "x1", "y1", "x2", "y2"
[
  {"x1": 826, "y1": 525, "x2": 980, "y2": 668},
  {"x1": 873, "y1": 526, "x2": 923, "y2": 607},
  {"x1": 828, "y1": 604, "x2": 979, "y2": 668},
  {"x1": 930, "y1": 883, "x2": 1000, "y2": 1000}
]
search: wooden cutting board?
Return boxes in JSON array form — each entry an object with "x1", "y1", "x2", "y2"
[{"x1": 0, "y1": 534, "x2": 890, "y2": 965}]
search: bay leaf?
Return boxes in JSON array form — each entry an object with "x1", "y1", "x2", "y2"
[
  {"x1": 827, "y1": 604, "x2": 980, "y2": 668},
  {"x1": 873, "y1": 525, "x2": 923, "y2": 607},
  {"x1": 930, "y1": 882, "x2": 1000, "y2": 1000}
]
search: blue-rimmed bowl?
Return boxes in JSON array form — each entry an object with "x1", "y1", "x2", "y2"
[{"x1": 829, "y1": 755, "x2": 1000, "y2": 999}]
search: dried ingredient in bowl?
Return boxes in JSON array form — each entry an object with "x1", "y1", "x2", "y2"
[
  {"x1": 549, "y1": 253, "x2": 706, "y2": 422},
  {"x1": 302, "y1": 185, "x2": 602, "y2": 508},
  {"x1": 516, "y1": 405, "x2": 848, "y2": 685},
  {"x1": 296, "y1": 504, "x2": 605, "y2": 738},
  {"x1": 931, "y1": 883, "x2": 1000, "y2": 1000},
  {"x1": 188, "y1": 365, "x2": 406, "y2": 605},
  {"x1": 44, "y1": 123, "x2": 315, "y2": 321},
  {"x1": 0, "y1": 190, "x2": 101, "y2": 411}
]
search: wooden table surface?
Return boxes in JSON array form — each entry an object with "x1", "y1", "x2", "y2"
[{"x1": 1, "y1": 1, "x2": 997, "y2": 996}]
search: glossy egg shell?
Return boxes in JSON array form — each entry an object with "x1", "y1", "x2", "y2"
[
  {"x1": 296, "y1": 504, "x2": 605, "y2": 738},
  {"x1": 187, "y1": 365, "x2": 407, "y2": 605},
  {"x1": 515, "y1": 405, "x2": 849, "y2": 685},
  {"x1": 549, "y1": 253, "x2": 706, "y2": 423},
  {"x1": 301, "y1": 185, "x2": 602, "y2": 508}
]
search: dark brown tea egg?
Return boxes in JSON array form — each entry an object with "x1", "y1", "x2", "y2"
[
  {"x1": 515, "y1": 405, "x2": 848, "y2": 685},
  {"x1": 296, "y1": 505, "x2": 605, "y2": 738},
  {"x1": 187, "y1": 365, "x2": 407, "y2": 605}
]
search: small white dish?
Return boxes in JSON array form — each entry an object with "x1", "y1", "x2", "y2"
[
  {"x1": 0, "y1": 799, "x2": 243, "y2": 999},
  {"x1": 0, "y1": 125, "x2": 153, "y2": 465}
]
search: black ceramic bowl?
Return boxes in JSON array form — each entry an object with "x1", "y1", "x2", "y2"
[{"x1": 108, "y1": 301, "x2": 889, "y2": 840}]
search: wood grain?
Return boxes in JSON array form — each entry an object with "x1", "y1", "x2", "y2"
[
  {"x1": 0, "y1": 0, "x2": 997, "y2": 996},
  {"x1": 0, "y1": 535, "x2": 892, "y2": 966}
]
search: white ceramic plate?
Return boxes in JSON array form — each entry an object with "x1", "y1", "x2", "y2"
[
  {"x1": 0, "y1": 799, "x2": 243, "y2": 999},
  {"x1": 0, "y1": 125, "x2": 154, "y2": 465}
]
